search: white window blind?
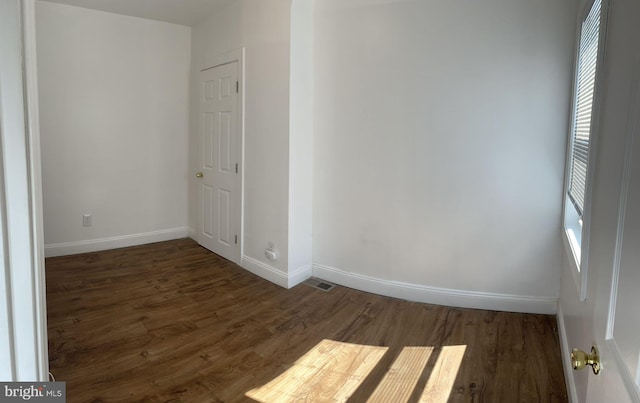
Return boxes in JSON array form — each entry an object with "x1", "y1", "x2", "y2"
[{"x1": 568, "y1": 0, "x2": 602, "y2": 216}]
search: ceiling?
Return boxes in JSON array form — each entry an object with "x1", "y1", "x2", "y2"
[{"x1": 39, "y1": 0, "x2": 234, "y2": 26}]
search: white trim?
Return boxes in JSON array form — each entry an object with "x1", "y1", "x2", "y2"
[
  {"x1": 288, "y1": 264, "x2": 312, "y2": 288},
  {"x1": 241, "y1": 255, "x2": 289, "y2": 288},
  {"x1": 240, "y1": 256, "x2": 310, "y2": 289},
  {"x1": 188, "y1": 226, "x2": 196, "y2": 239},
  {"x1": 562, "y1": 232, "x2": 582, "y2": 298},
  {"x1": 312, "y1": 263, "x2": 558, "y2": 314},
  {"x1": 561, "y1": 0, "x2": 611, "y2": 303},
  {"x1": 202, "y1": 48, "x2": 243, "y2": 73},
  {"x1": 238, "y1": 48, "x2": 245, "y2": 261},
  {"x1": 0, "y1": 0, "x2": 48, "y2": 381},
  {"x1": 560, "y1": 0, "x2": 584, "y2": 299},
  {"x1": 22, "y1": 0, "x2": 48, "y2": 381},
  {"x1": 556, "y1": 305, "x2": 579, "y2": 403},
  {"x1": 44, "y1": 227, "x2": 189, "y2": 257}
]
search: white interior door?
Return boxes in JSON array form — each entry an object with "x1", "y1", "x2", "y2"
[
  {"x1": 587, "y1": 71, "x2": 640, "y2": 403},
  {"x1": 197, "y1": 61, "x2": 241, "y2": 264},
  {"x1": 586, "y1": 1, "x2": 640, "y2": 401}
]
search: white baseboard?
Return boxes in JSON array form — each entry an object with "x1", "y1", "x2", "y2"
[
  {"x1": 288, "y1": 263, "x2": 312, "y2": 288},
  {"x1": 312, "y1": 263, "x2": 558, "y2": 315},
  {"x1": 241, "y1": 255, "x2": 289, "y2": 288},
  {"x1": 240, "y1": 256, "x2": 312, "y2": 289},
  {"x1": 188, "y1": 226, "x2": 196, "y2": 239},
  {"x1": 557, "y1": 305, "x2": 578, "y2": 403},
  {"x1": 44, "y1": 227, "x2": 190, "y2": 257}
]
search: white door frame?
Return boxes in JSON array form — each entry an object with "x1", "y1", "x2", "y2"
[
  {"x1": 0, "y1": 0, "x2": 48, "y2": 381},
  {"x1": 198, "y1": 48, "x2": 245, "y2": 263}
]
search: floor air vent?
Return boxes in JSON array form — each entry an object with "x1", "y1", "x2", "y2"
[{"x1": 303, "y1": 278, "x2": 336, "y2": 292}]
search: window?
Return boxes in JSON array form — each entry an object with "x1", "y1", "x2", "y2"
[{"x1": 563, "y1": 0, "x2": 608, "y2": 297}]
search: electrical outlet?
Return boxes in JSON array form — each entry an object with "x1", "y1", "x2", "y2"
[
  {"x1": 82, "y1": 214, "x2": 92, "y2": 227},
  {"x1": 265, "y1": 241, "x2": 277, "y2": 261}
]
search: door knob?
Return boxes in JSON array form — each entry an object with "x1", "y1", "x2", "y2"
[
  {"x1": 571, "y1": 346, "x2": 600, "y2": 374},
  {"x1": 196, "y1": 172, "x2": 203, "y2": 178}
]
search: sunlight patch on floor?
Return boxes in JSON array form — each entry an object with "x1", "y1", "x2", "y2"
[
  {"x1": 366, "y1": 346, "x2": 433, "y2": 402},
  {"x1": 245, "y1": 339, "x2": 388, "y2": 402},
  {"x1": 419, "y1": 345, "x2": 467, "y2": 402},
  {"x1": 246, "y1": 340, "x2": 466, "y2": 403}
]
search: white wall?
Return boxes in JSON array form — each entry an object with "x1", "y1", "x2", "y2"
[
  {"x1": 36, "y1": 2, "x2": 191, "y2": 256},
  {"x1": 35, "y1": 0, "x2": 582, "y2": 315},
  {"x1": 190, "y1": 0, "x2": 292, "y2": 275},
  {"x1": 312, "y1": 0, "x2": 577, "y2": 311},
  {"x1": 288, "y1": 0, "x2": 314, "y2": 283}
]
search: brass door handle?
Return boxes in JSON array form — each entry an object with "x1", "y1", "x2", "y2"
[
  {"x1": 571, "y1": 346, "x2": 600, "y2": 374},
  {"x1": 196, "y1": 172, "x2": 203, "y2": 178}
]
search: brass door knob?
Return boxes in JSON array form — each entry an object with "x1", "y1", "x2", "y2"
[
  {"x1": 196, "y1": 172, "x2": 203, "y2": 178},
  {"x1": 571, "y1": 346, "x2": 600, "y2": 374}
]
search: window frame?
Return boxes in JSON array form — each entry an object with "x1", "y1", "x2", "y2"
[{"x1": 562, "y1": 0, "x2": 610, "y2": 301}]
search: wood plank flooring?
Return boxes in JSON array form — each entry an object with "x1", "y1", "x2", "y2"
[{"x1": 46, "y1": 239, "x2": 567, "y2": 402}]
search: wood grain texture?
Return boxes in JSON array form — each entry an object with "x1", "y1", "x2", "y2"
[
  {"x1": 367, "y1": 347, "x2": 433, "y2": 403},
  {"x1": 419, "y1": 345, "x2": 466, "y2": 402},
  {"x1": 46, "y1": 239, "x2": 567, "y2": 402},
  {"x1": 246, "y1": 339, "x2": 387, "y2": 402}
]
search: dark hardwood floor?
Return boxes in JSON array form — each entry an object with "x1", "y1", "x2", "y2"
[{"x1": 46, "y1": 238, "x2": 567, "y2": 402}]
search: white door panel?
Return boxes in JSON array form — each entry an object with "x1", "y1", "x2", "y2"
[
  {"x1": 592, "y1": 63, "x2": 640, "y2": 401},
  {"x1": 197, "y1": 61, "x2": 240, "y2": 264},
  {"x1": 612, "y1": 112, "x2": 640, "y2": 391},
  {"x1": 584, "y1": 1, "x2": 640, "y2": 401}
]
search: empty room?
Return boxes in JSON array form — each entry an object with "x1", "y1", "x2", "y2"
[{"x1": 2, "y1": 0, "x2": 640, "y2": 402}]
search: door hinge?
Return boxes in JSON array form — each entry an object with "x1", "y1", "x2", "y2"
[
  {"x1": 235, "y1": 163, "x2": 238, "y2": 174},
  {"x1": 235, "y1": 235, "x2": 238, "y2": 244},
  {"x1": 236, "y1": 81, "x2": 239, "y2": 93}
]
